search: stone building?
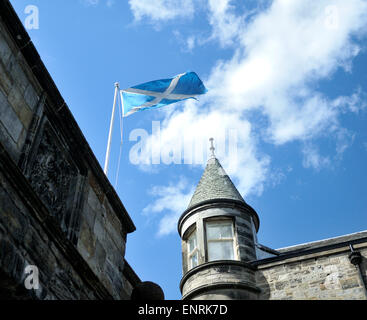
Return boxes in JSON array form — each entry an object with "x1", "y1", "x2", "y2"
[
  {"x1": 0, "y1": 0, "x2": 162, "y2": 300},
  {"x1": 1, "y1": 0, "x2": 366, "y2": 301},
  {"x1": 178, "y1": 143, "x2": 367, "y2": 300}
]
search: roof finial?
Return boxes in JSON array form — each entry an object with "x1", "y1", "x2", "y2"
[{"x1": 209, "y1": 137, "x2": 216, "y2": 158}]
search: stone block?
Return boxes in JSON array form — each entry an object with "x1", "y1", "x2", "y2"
[
  {"x1": 16, "y1": 127, "x2": 27, "y2": 150},
  {"x1": 0, "y1": 122, "x2": 19, "y2": 163},
  {"x1": 87, "y1": 186, "x2": 102, "y2": 212},
  {"x1": 93, "y1": 215, "x2": 106, "y2": 243},
  {"x1": 104, "y1": 258, "x2": 122, "y2": 287},
  {"x1": 237, "y1": 235, "x2": 255, "y2": 248},
  {"x1": 104, "y1": 200, "x2": 123, "y2": 237},
  {"x1": 0, "y1": 88, "x2": 23, "y2": 142},
  {"x1": 106, "y1": 246, "x2": 125, "y2": 273},
  {"x1": 82, "y1": 203, "x2": 97, "y2": 230},
  {"x1": 285, "y1": 262, "x2": 302, "y2": 271},
  {"x1": 340, "y1": 278, "x2": 360, "y2": 290},
  {"x1": 78, "y1": 220, "x2": 96, "y2": 259},
  {"x1": 88, "y1": 173, "x2": 105, "y2": 204},
  {"x1": 102, "y1": 258, "x2": 123, "y2": 299},
  {"x1": 94, "y1": 239, "x2": 107, "y2": 272},
  {"x1": 0, "y1": 194, "x2": 27, "y2": 245},
  {"x1": 239, "y1": 246, "x2": 256, "y2": 261},
  {"x1": 7, "y1": 55, "x2": 28, "y2": 94},
  {"x1": 301, "y1": 259, "x2": 316, "y2": 267},
  {"x1": 23, "y1": 83, "x2": 39, "y2": 110},
  {"x1": 236, "y1": 229, "x2": 254, "y2": 241},
  {"x1": 0, "y1": 62, "x2": 13, "y2": 95},
  {"x1": 7, "y1": 85, "x2": 33, "y2": 127},
  {"x1": 0, "y1": 238, "x2": 26, "y2": 284},
  {"x1": 105, "y1": 219, "x2": 124, "y2": 252},
  {"x1": 0, "y1": 31, "x2": 12, "y2": 66},
  {"x1": 236, "y1": 218, "x2": 252, "y2": 230}
]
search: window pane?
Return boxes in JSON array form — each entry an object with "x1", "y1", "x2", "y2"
[
  {"x1": 188, "y1": 232, "x2": 197, "y2": 253},
  {"x1": 190, "y1": 252, "x2": 198, "y2": 268},
  {"x1": 206, "y1": 222, "x2": 233, "y2": 240},
  {"x1": 208, "y1": 241, "x2": 234, "y2": 261}
]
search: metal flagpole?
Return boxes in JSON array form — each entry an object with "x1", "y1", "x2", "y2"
[
  {"x1": 114, "y1": 90, "x2": 124, "y2": 188},
  {"x1": 104, "y1": 82, "x2": 120, "y2": 175}
]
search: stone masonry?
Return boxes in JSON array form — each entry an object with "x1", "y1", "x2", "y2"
[
  {"x1": 0, "y1": 0, "x2": 147, "y2": 300},
  {"x1": 255, "y1": 232, "x2": 367, "y2": 300}
]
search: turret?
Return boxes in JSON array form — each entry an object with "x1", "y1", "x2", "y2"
[{"x1": 178, "y1": 139, "x2": 261, "y2": 300}]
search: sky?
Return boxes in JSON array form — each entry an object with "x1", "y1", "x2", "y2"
[{"x1": 11, "y1": 0, "x2": 367, "y2": 300}]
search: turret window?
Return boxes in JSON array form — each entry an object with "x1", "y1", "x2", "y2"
[
  {"x1": 187, "y1": 229, "x2": 199, "y2": 270},
  {"x1": 205, "y1": 220, "x2": 235, "y2": 261}
]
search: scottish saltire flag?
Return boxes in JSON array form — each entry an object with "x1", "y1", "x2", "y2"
[{"x1": 121, "y1": 71, "x2": 207, "y2": 117}]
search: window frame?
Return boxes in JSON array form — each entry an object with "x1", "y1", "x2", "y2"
[
  {"x1": 186, "y1": 226, "x2": 199, "y2": 270},
  {"x1": 204, "y1": 218, "x2": 237, "y2": 262}
]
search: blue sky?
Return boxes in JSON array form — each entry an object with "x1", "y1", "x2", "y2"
[{"x1": 12, "y1": 0, "x2": 367, "y2": 300}]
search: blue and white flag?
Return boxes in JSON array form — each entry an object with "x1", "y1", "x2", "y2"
[{"x1": 121, "y1": 71, "x2": 207, "y2": 117}]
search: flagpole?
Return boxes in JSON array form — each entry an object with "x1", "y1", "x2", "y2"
[
  {"x1": 104, "y1": 82, "x2": 120, "y2": 175},
  {"x1": 114, "y1": 90, "x2": 125, "y2": 188}
]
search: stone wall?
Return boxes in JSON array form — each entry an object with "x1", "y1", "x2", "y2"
[
  {"x1": 0, "y1": 14, "x2": 38, "y2": 164},
  {"x1": 181, "y1": 261, "x2": 260, "y2": 300},
  {"x1": 0, "y1": 0, "x2": 140, "y2": 300},
  {"x1": 234, "y1": 215, "x2": 257, "y2": 262},
  {"x1": 256, "y1": 241, "x2": 367, "y2": 300},
  {"x1": 0, "y1": 165, "x2": 101, "y2": 299},
  {"x1": 76, "y1": 171, "x2": 131, "y2": 299}
]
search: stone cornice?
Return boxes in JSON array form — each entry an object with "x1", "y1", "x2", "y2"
[
  {"x1": 179, "y1": 260, "x2": 257, "y2": 293},
  {"x1": 252, "y1": 236, "x2": 367, "y2": 268},
  {"x1": 181, "y1": 281, "x2": 261, "y2": 300},
  {"x1": 178, "y1": 198, "x2": 260, "y2": 236}
]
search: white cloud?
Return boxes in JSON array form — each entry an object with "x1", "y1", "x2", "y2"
[
  {"x1": 129, "y1": 0, "x2": 195, "y2": 21},
  {"x1": 206, "y1": 0, "x2": 367, "y2": 145},
  {"x1": 134, "y1": 0, "x2": 367, "y2": 235},
  {"x1": 106, "y1": 0, "x2": 115, "y2": 8},
  {"x1": 186, "y1": 36, "x2": 196, "y2": 51},
  {"x1": 81, "y1": 0, "x2": 99, "y2": 6},
  {"x1": 331, "y1": 88, "x2": 367, "y2": 114},
  {"x1": 207, "y1": 0, "x2": 245, "y2": 47},
  {"x1": 142, "y1": 177, "x2": 194, "y2": 236},
  {"x1": 172, "y1": 31, "x2": 197, "y2": 52},
  {"x1": 80, "y1": 0, "x2": 115, "y2": 7},
  {"x1": 302, "y1": 144, "x2": 331, "y2": 171}
]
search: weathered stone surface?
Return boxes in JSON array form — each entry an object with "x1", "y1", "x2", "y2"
[
  {"x1": 256, "y1": 246, "x2": 367, "y2": 300},
  {"x1": 188, "y1": 158, "x2": 246, "y2": 209},
  {"x1": 25, "y1": 121, "x2": 83, "y2": 241},
  {"x1": 0, "y1": 2, "x2": 144, "y2": 301},
  {"x1": 7, "y1": 55, "x2": 28, "y2": 94},
  {"x1": 0, "y1": 30, "x2": 12, "y2": 66},
  {"x1": 0, "y1": 169, "x2": 101, "y2": 299},
  {"x1": 0, "y1": 62, "x2": 13, "y2": 95},
  {"x1": 23, "y1": 83, "x2": 39, "y2": 111},
  {"x1": 182, "y1": 262, "x2": 258, "y2": 299},
  {"x1": 7, "y1": 85, "x2": 32, "y2": 127},
  {"x1": 78, "y1": 220, "x2": 96, "y2": 259},
  {"x1": 0, "y1": 88, "x2": 23, "y2": 143}
]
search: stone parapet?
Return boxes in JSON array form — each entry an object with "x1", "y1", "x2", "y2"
[{"x1": 181, "y1": 261, "x2": 260, "y2": 300}]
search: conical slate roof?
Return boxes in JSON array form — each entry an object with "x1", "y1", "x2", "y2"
[{"x1": 188, "y1": 157, "x2": 246, "y2": 209}]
